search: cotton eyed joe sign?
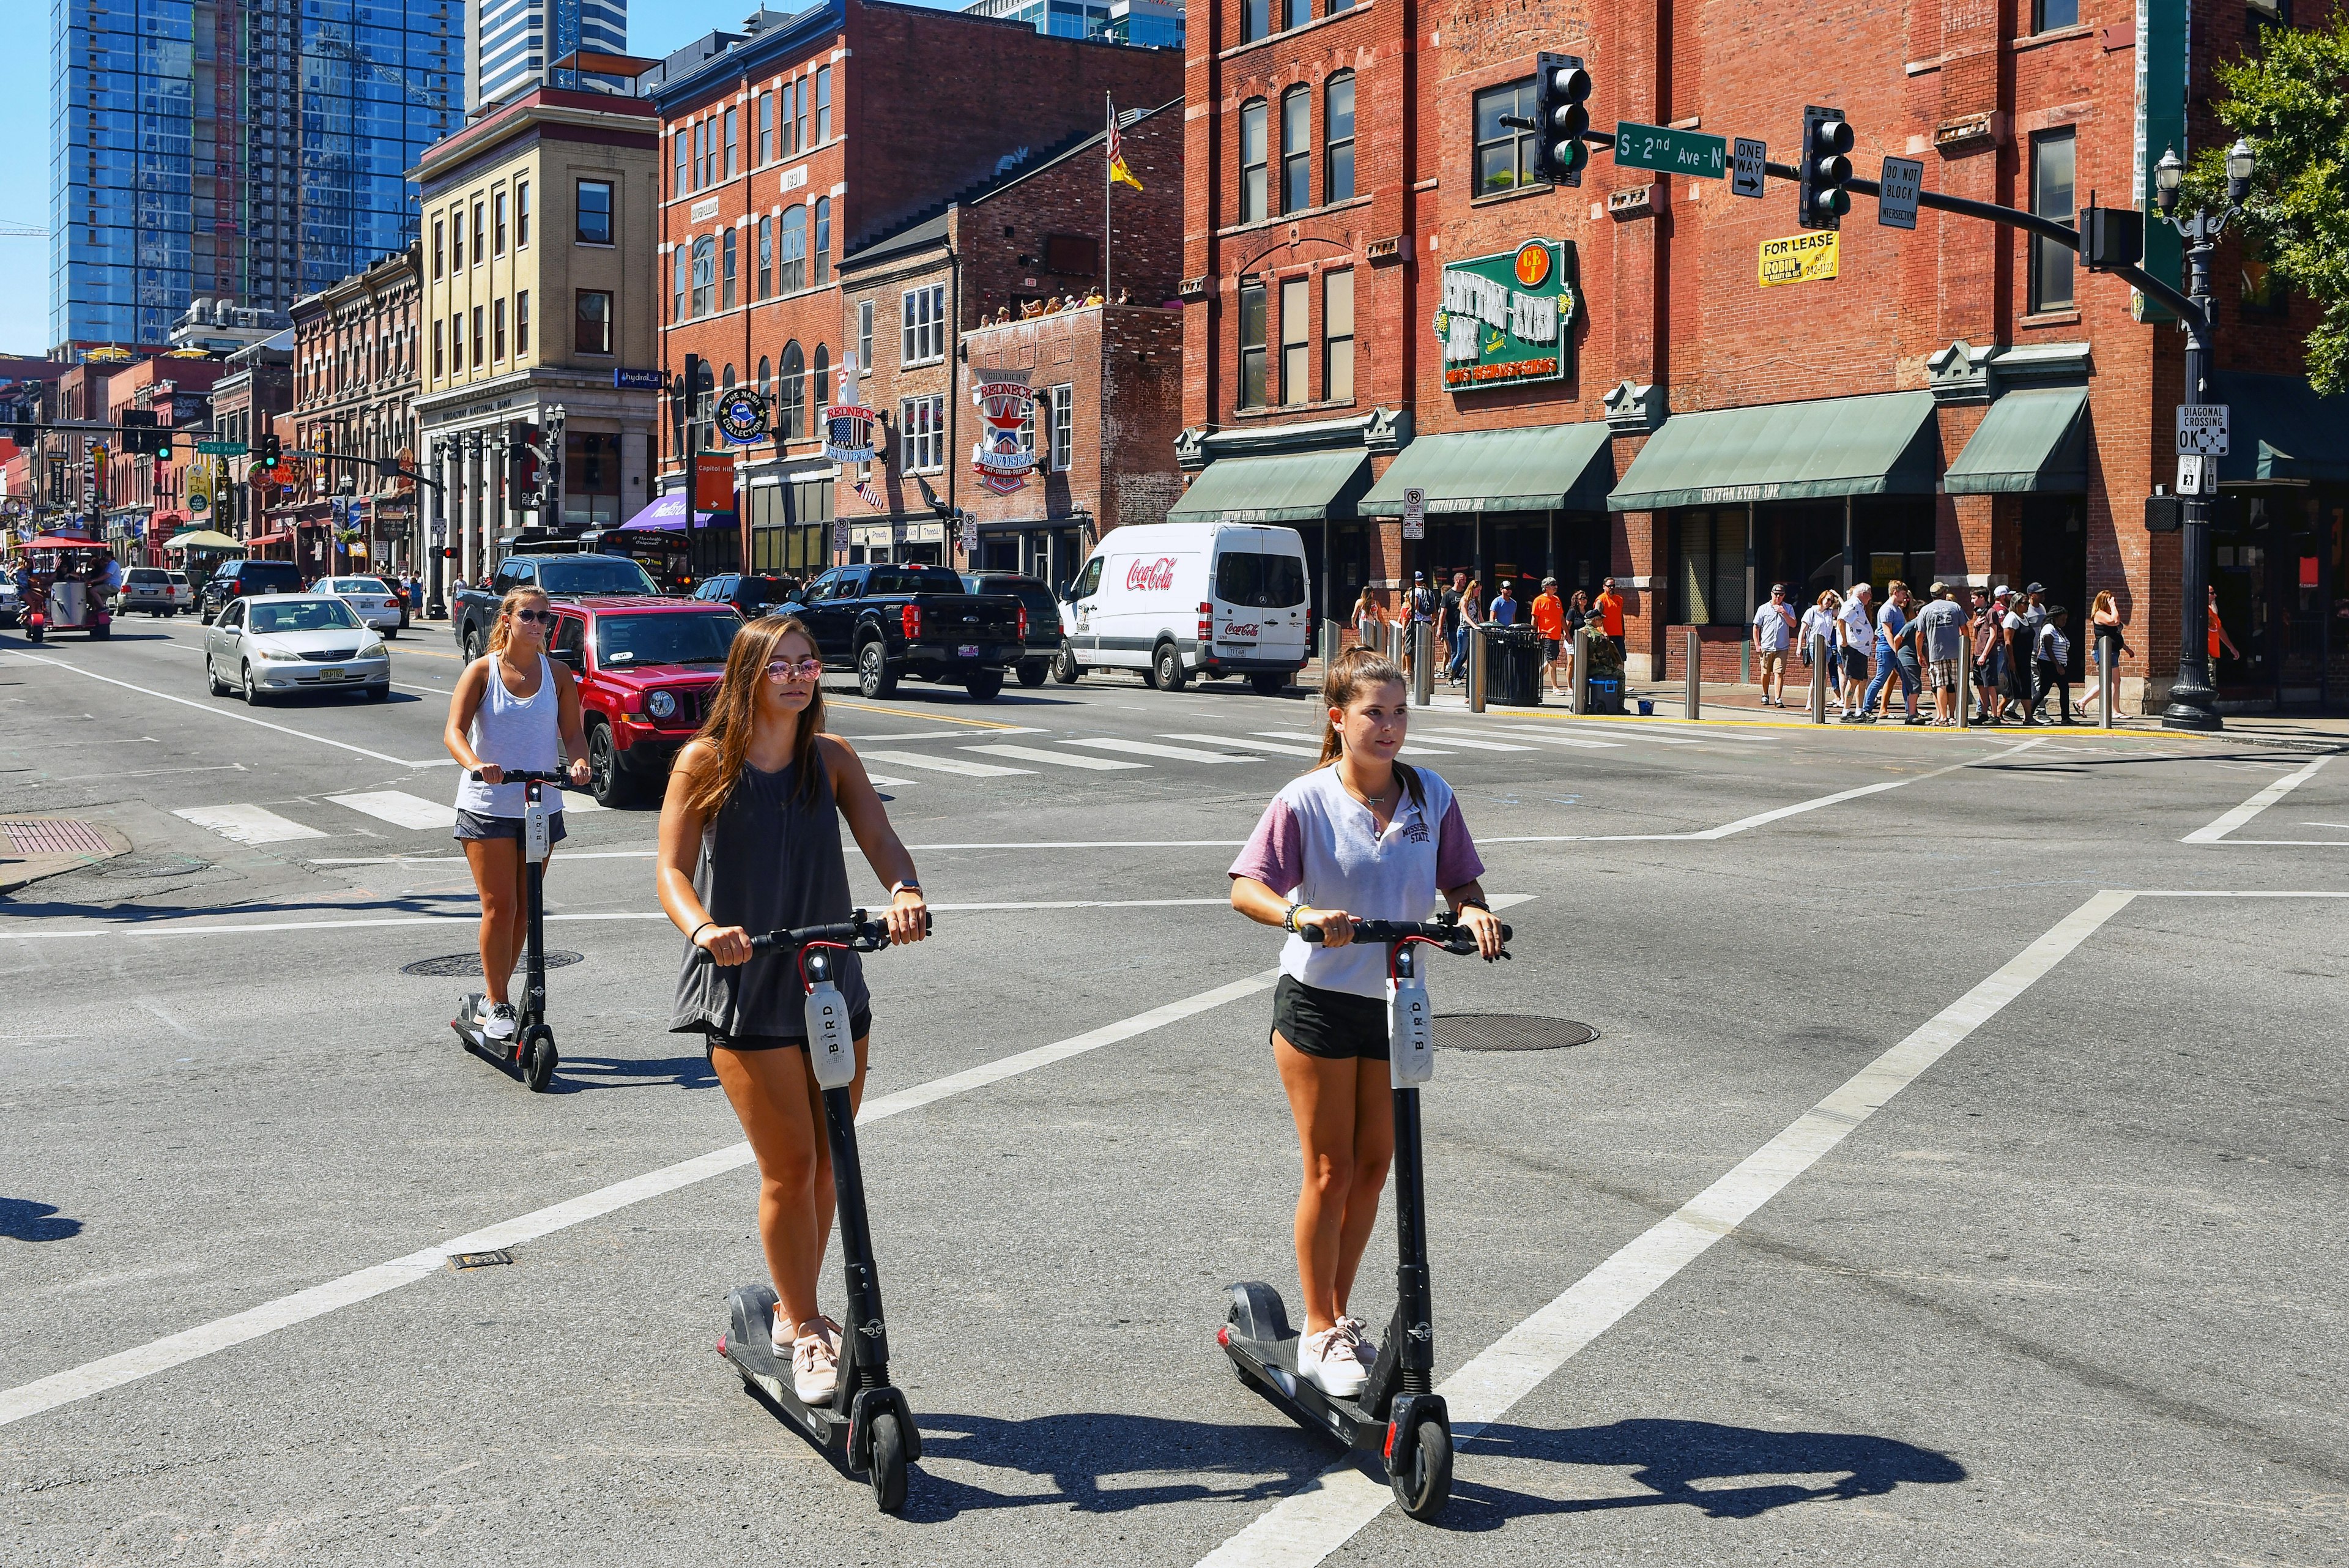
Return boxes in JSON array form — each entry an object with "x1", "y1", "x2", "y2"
[{"x1": 1432, "y1": 239, "x2": 1578, "y2": 391}]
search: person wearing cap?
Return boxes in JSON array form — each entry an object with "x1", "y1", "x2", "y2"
[
  {"x1": 1532, "y1": 576, "x2": 1568, "y2": 691},
  {"x1": 1970, "y1": 585, "x2": 2006, "y2": 723},
  {"x1": 1403, "y1": 570, "x2": 1438, "y2": 683},
  {"x1": 1999, "y1": 585, "x2": 2038, "y2": 723},
  {"x1": 1750, "y1": 582, "x2": 1797, "y2": 708},
  {"x1": 1835, "y1": 582, "x2": 1876, "y2": 721},
  {"x1": 1914, "y1": 582, "x2": 1969, "y2": 726},
  {"x1": 2021, "y1": 584, "x2": 2050, "y2": 714}
]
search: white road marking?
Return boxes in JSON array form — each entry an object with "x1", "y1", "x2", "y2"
[
  {"x1": 1069, "y1": 737, "x2": 1261, "y2": 764},
  {"x1": 1163, "y1": 734, "x2": 1324, "y2": 759},
  {"x1": 1551, "y1": 725, "x2": 1703, "y2": 746},
  {"x1": 0, "y1": 968, "x2": 1282, "y2": 1431},
  {"x1": 308, "y1": 839, "x2": 1254, "y2": 865},
  {"x1": 11, "y1": 651, "x2": 445, "y2": 767},
  {"x1": 171, "y1": 804, "x2": 328, "y2": 846},
  {"x1": 2181, "y1": 755, "x2": 2331, "y2": 844},
  {"x1": 840, "y1": 727, "x2": 1047, "y2": 742},
  {"x1": 1483, "y1": 726, "x2": 1624, "y2": 750},
  {"x1": 326, "y1": 791, "x2": 458, "y2": 831},
  {"x1": 964, "y1": 743, "x2": 1147, "y2": 771},
  {"x1": 864, "y1": 776, "x2": 918, "y2": 789},
  {"x1": 856, "y1": 749, "x2": 1034, "y2": 778},
  {"x1": 1196, "y1": 888, "x2": 2140, "y2": 1568},
  {"x1": 1251, "y1": 732, "x2": 1454, "y2": 759},
  {"x1": 1404, "y1": 730, "x2": 1538, "y2": 752}
]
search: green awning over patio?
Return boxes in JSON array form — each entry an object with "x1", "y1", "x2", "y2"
[
  {"x1": 1943, "y1": 387, "x2": 2090, "y2": 495},
  {"x1": 1608, "y1": 390, "x2": 1940, "y2": 511},
  {"x1": 2211, "y1": 371, "x2": 2349, "y2": 485},
  {"x1": 1359, "y1": 422, "x2": 1614, "y2": 516},
  {"x1": 1165, "y1": 448, "x2": 1371, "y2": 525}
]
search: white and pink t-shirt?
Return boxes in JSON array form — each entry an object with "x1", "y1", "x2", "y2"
[{"x1": 1229, "y1": 764, "x2": 1486, "y2": 1000}]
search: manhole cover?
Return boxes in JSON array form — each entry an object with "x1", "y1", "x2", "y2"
[
  {"x1": 1433, "y1": 1014, "x2": 1598, "y2": 1052},
  {"x1": 104, "y1": 853, "x2": 213, "y2": 880},
  {"x1": 401, "y1": 951, "x2": 584, "y2": 978}
]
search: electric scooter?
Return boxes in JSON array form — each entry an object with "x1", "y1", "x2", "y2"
[
  {"x1": 449, "y1": 768, "x2": 567, "y2": 1092},
  {"x1": 1219, "y1": 912, "x2": 1510, "y2": 1523},
  {"x1": 715, "y1": 909, "x2": 929, "y2": 1514}
]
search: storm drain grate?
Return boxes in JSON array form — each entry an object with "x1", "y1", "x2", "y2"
[
  {"x1": 401, "y1": 951, "x2": 584, "y2": 978},
  {"x1": 1433, "y1": 1014, "x2": 1598, "y2": 1052},
  {"x1": 4, "y1": 819, "x2": 112, "y2": 857}
]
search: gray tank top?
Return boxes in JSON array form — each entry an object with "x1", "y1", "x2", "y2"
[{"x1": 672, "y1": 752, "x2": 870, "y2": 1038}]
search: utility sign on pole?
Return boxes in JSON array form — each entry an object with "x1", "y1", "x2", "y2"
[
  {"x1": 2175, "y1": 403, "x2": 2229, "y2": 455},
  {"x1": 1877, "y1": 156, "x2": 1923, "y2": 229},
  {"x1": 2175, "y1": 453, "x2": 2211, "y2": 496},
  {"x1": 1401, "y1": 486, "x2": 1425, "y2": 541},
  {"x1": 1731, "y1": 138, "x2": 1766, "y2": 199}
]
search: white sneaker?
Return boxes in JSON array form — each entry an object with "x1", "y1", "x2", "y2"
[
  {"x1": 483, "y1": 1001, "x2": 518, "y2": 1041},
  {"x1": 1297, "y1": 1326, "x2": 1368, "y2": 1399},
  {"x1": 1336, "y1": 1315, "x2": 1379, "y2": 1371},
  {"x1": 792, "y1": 1329, "x2": 839, "y2": 1405}
]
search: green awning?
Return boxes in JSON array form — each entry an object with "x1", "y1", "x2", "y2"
[
  {"x1": 1359, "y1": 423, "x2": 1614, "y2": 516},
  {"x1": 1165, "y1": 448, "x2": 1370, "y2": 524},
  {"x1": 1943, "y1": 387, "x2": 2089, "y2": 495},
  {"x1": 2211, "y1": 371, "x2": 2349, "y2": 485},
  {"x1": 1608, "y1": 390, "x2": 1940, "y2": 511}
]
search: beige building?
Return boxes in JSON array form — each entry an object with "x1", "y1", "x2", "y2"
[{"x1": 411, "y1": 83, "x2": 665, "y2": 584}]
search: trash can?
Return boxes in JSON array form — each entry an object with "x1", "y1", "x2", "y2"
[
  {"x1": 1483, "y1": 625, "x2": 1544, "y2": 707},
  {"x1": 1579, "y1": 628, "x2": 1625, "y2": 714}
]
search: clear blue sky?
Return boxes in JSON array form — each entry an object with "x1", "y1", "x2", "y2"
[{"x1": 0, "y1": 4, "x2": 969, "y2": 356}]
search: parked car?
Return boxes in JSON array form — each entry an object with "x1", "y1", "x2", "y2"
[
  {"x1": 201, "y1": 593, "x2": 390, "y2": 704},
  {"x1": 315, "y1": 574, "x2": 403, "y2": 635},
  {"x1": 693, "y1": 572, "x2": 800, "y2": 619},
  {"x1": 960, "y1": 572, "x2": 1064, "y2": 688},
  {"x1": 0, "y1": 574, "x2": 25, "y2": 628},
  {"x1": 782, "y1": 563, "x2": 1025, "y2": 700},
  {"x1": 199, "y1": 559, "x2": 306, "y2": 623},
  {"x1": 1056, "y1": 522, "x2": 1312, "y2": 694},
  {"x1": 451, "y1": 553, "x2": 659, "y2": 661},
  {"x1": 119, "y1": 565, "x2": 196, "y2": 616},
  {"x1": 547, "y1": 597, "x2": 741, "y2": 806}
]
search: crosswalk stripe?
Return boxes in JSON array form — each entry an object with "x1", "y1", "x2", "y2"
[
  {"x1": 1471, "y1": 726, "x2": 1623, "y2": 750},
  {"x1": 1163, "y1": 733, "x2": 1322, "y2": 759},
  {"x1": 173, "y1": 804, "x2": 328, "y2": 845},
  {"x1": 1544, "y1": 726, "x2": 1702, "y2": 746},
  {"x1": 325, "y1": 791, "x2": 457, "y2": 831},
  {"x1": 864, "y1": 776, "x2": 918, "y2": 789},
  {"x1": 1068, "y1": 737, "x2": 1260, "y2": 764},
  {"x1": 1405, "y1": 730, "x2": 1538, "y2": 752},
  {"x1": 1248, "y1": 732, "x2": 1455, "y2": 759},
  {"x1": 965, "y1": 743, "x2": 1146, "y2": 771},
  {"x1": 858, "y1": 749, "x2": 1034, "y2": 778}
]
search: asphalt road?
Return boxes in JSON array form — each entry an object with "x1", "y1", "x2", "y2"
[{"x1": 3, "y1": 612, "x2": 2343, "y2": 1567}]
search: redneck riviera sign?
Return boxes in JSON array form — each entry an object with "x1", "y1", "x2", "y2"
[
  {"x1": 1432, "y1": 239, "x2": 1578, "y2": 392},
  {"x1": 970, "y1": 370, "x2": 1037, "y2": 496}
]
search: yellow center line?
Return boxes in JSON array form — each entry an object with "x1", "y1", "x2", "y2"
[
  {"x1": 826, "y1": 697, "x2": 1030, "y2": 730},
  {"x1": 1490, "y1": 706, "x2": 2181, "y2": 742}
]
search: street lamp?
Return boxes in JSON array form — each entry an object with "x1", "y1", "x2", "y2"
[{"x1": 2150, "y1": 138, "x2": 2254, "y2": 732}]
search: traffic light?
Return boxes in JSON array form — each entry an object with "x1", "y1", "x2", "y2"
[
  {"x1": 119, "y1": 408, "x2": 157, "y2": 455},
  {"x1": 256, "y1": 431, "x2": 281, "y2": 467},
  {"x1": 2080, "y1": 206, "x2": 2144, "y2": 271},
  {"x1": 6, "y1": 412, "x2": 32, "y2": 447},
  {"x1": 1798, "y1": 105, "x2": 1854, "y2": 229},
  {"x1": 1531, "y1": 53, "x2": 1594, "y2": 187},
  {"x1": 151, "y1": 430, "x2": 173, "y2": 461},
  {"x1": 437, "y1": 546, "x2": 458, "y2": 560}
]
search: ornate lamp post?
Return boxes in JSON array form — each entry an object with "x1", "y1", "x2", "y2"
[{"x1": 2151, "y1": 138, "x2": 2255, "y2": 732}]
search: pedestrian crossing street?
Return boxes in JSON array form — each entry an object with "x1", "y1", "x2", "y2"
[{"x1": 163, "y1": 719, "x2": 1778, "y2": 849}]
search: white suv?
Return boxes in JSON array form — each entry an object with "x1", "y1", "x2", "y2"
[{"x1": 120, "y1": 567, "x2": 195, "y2": 616}]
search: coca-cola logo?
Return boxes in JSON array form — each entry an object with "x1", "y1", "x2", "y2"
[
  {"x1": 1125, "y1": 557, "x2": 1178, "y2": 593},
  {"x1": 1221, "y1": 622, "x2": 1260, "y2": 639}
]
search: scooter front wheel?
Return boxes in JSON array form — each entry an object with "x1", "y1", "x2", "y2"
[
  {"x1": 1390, "y1": 1412, "x2": 1452, "y2": 1522},
  {"x1": 867, "y1": 1409, "x2": 908, "y2": 1514},
  {"x1": 521, "y1": 1025, "x2": 558, "y2": 1092}
]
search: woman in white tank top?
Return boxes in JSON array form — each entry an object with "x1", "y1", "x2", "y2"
[{"x1": 442, "y1": 585, "x2": 589, "y2": 1040}]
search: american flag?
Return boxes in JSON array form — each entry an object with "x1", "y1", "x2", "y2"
[{"x1": 855, "y1": 475, "x2": 884, "y2": 510}]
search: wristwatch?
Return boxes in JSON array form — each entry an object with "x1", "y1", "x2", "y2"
[{"x1": 891, "y1": 880, "x2": 921, "y2": 898}]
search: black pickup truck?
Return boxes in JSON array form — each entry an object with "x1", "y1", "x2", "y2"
[
  {"x1": 451, "y1": 553, "x2": 662, "y2": 660},
  {"x1": 785, "y1": 563, "x2": 1026, "y2": 700}
]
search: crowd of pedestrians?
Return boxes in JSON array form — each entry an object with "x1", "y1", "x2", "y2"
[{"x1": 1343, "y1": 570, "x2": 1629, "y2": 693}]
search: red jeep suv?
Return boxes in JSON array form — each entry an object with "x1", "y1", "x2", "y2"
[{"x1": 549, "y1": 597, "x2": 742, "y2": 806}]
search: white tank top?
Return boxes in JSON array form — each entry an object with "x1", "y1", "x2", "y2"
[{"x1": 454, "y1": 653, "x2": 564, "y2": 819}]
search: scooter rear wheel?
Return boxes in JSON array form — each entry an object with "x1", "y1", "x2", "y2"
[
  {"x1": 1390, "y1": 1413, "x2": 1452, "y2": 1522},
  {"x1": 521, "y1": 1025, "x2": 558, "y2": 1093},
  {"x1": 867, "y1": 1410, "x2": 908, "y2": 1513}
]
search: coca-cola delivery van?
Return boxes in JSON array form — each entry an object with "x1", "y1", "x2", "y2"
[{"x1": 1054, "y1": 521, "x2": 1312, "y2": 694}]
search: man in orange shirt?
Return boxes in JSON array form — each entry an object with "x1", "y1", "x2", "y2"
[
  {"x1": 1532, "y1": 575, "x2": 1568, "y2": 691},
  {"x1": 2208, "y1": 584, "x2": 2240, "y2": 686},
  {"x1": 1594, "y1": 577, "x2": 1627, "y2": 663}
]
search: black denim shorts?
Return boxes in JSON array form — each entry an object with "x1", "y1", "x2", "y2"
[
  {"x1": 1270, "y1": 973, "x2": 1388, "y2": 1061},
  {"x1": 704, "y1": 1014, "x2": 873, "y2": 1059},
  {"x1": 453, "y1": 809, "x2": 569, "y2": 845}
]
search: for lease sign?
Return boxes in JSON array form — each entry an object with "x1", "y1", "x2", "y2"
[
  {"x1": 1433, "y1": 239, "x2": 1578, "y2": 391},
  {"x1": 1758, "y1": 230, "x2": 1839, "y2": 287}
]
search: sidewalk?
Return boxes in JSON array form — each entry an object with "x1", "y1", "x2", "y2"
[{"x1": 0, "y1": 816, "x2": 130, "y2": 895}]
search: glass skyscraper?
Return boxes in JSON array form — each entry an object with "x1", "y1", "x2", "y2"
[
  {"x1": 48, "y1": 0, "x2": 461, "y2": 349},
  {"x1": 475, "y1": 0, "x2": 628, "y2": 108}
]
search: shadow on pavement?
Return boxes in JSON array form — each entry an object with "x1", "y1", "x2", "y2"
[
  {"x1": 7, "y1": 890, "x2": 482, "y2": 922},
  {"x1": 897, "y1": 1410, "x2": 1332, "y2": 1520},
  {"x1": 1436, "y1": 1416, "x2": 1966, "y2": 1531},
  {"x1": 547, "y1": 1053, "x2": 717, "y2": 1093},
  {"x1": 0, "y1": 1198, "x2": 86, "y2": 1241}
]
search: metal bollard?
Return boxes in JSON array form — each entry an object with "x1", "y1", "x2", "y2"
[
  {"x1": 1468, "y1": 627, "x2": 1488, "y2": 713},
  {"x1": 1320, "y1": 618, "x2": 1338, "y2": 670},
  {"x1": 2099, "y1": 656, "x2": 2115, "y2": 727},
  {"x1": 1959, "y1": 649, "x2": 1972, "y2": 731},
  {"x1": 1809, "y1": 633, "x2": 1829, "y2": 724},
  {"x1": 1412, "y1": 621, "x2": 1433, "y2": 707},
  {"x1": 1685, "y1": 628, "x2": 1701, "y2": 721},
  {"x1": 1571, "y1": 627, "x2": 1591, "y2": 715}
]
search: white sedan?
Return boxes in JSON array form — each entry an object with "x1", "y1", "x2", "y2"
[
  {"x1": 316, "y1": 574, "x2": 403, "y2": 634},
  {"x1": 202, "y1": 593, "x2": 391, "y2": 705}
]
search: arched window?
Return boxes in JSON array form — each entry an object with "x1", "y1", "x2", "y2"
[
  {"x1": 757, "y1": 355, "x2": 771, "y2": 403},
  {"x1": 812, "y1": 344, "x2": 831, "y2": 409},
  {"x1": 1325, "y1": 73, "x2": 1356, "y2": 203},
  {"x1": 779, "y1": 340, "x2": 805, "y2": 440},
  {"x1": 691, "y1": 235, "x2": 716, "y2": 317},
  {"x1": 813, "y1": 197, "x2": 832, "y2": 286},
  {"x1": 1281, "y1": 86, "x2": 1311, "y2": 213},
  {"x1": 757, "y1": 215, "x2": 773, "y2": 300},
  {"x1": 672, "y1": 245, "x2": 689, "y2": 322},
  {"x1": 779, "y1": 206, "x2": 807, "y2": 294},
  {"x1": 1239, "y1": 100, "x2": 1268, "y2": 223}
]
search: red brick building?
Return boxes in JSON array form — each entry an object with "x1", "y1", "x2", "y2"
[
  {"x1": 1178, "y1": 0, "x2": 2349, "y2": 710},
  {"x1": 836, "y1": 97, "x2": 1185, "y2": 579},
  {"x1": 648, "y1": 0, "x2": 1182, "y2": 577},
  {"x1": 102, "y1": 355, "x2": 229, "y2": 564}
]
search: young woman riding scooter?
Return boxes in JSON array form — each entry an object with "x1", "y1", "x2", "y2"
[
  {"x1": 1228, "y1": 644, "x2": 1505, "y2": 1397},
  {"x1": 443, "y1": 585, "x2": 590, "y2": 1042},
  {"x1": 656, "y1": 615, "x2": 929, "y2": 1406}
]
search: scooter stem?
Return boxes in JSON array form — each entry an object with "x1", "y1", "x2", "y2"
[
  {"x1": 1390, "y1": 1084, "x2": 1434, "y2": 1397},
  {"x1": 522, "y1": 784, "x2": 547, "y2": 1027},
  {"x1": 823, "y1": 1084, "x2": 891, "y2": 1392}
]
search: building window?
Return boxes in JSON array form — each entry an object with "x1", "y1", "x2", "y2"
[
  {"x1": 796, "y1": 76, "x2": 811, "y2": 155},
  {"x1": 725, "y1": 107, "x2": 739, "y2": 177},
  {"x1": 1280, "y1": 277, "x2": 1309, "y2": 404},
  {"x1": 2030, "y1": 129, "x2": 2076, "y2": 312},
  {"x1": 859, "y1": 299, "x2": 874, "y2": 370},
  {"x1": 1474, "y1": 80, "x2": 1537, "y2": 196},
  {"x1": 451, "y1": 313, "x2": 464, "y2": 370},
  {"x1": 515, "y1": 291, "x2": 530, "y2": 357},
  {"x1": 1241, "y1": 0, "x2": 1267, "y2": 42},
  {"x1": 814, "y1": 197, "x2": 831, "y2": 287},
  {"x1": 1281, "y1": 87, "x2": 1312, "y2": 213},
  {"x1": 780, "y1": 206, "x2": 807, "y2": 293},
  {"x1": 1049, "y1": 382, "x2": 1074, "y2": 470},
  {"x1": 814, "y1": 344, "x2": 831, "y2": 407},
  {"x1": 757, "y1": 215, "x2": 774, "y2": 299},
  {"x1": 691, "y1": 236, "x2": 716, "y2": 316},
  {"x1": 517, "y1": 181, "x2": 530, "y2": 246},
  {"x1": 432, "y1": 218, "x2": 444, "y2": 279},
  {"x1": 697, "y1": 119, "x2": 712, "y2": 188},
  {"x1": 576, "y1": 180, "x2": 612, "y2": 245},
  {"x1": 576, "y1": 290, "x2": 610, "y2": 355},
  {"x1": 816, "y1": 65, "x2": 833, "y2": 141},
  {"x1": 782, "y1": 78, "x2": 799, "y2": 157},
  {"x1": 1240, "y1": 100, "x2": 1269, "y2": 223},
  {"x1": 563, "y1": 431, "x2": 623, "y2": 527},
  {"x1": 2033, "y1": 0, "x2": 2079, "y2": 29},
  {"x1": 901, "y1": 283, "x2": 946, "y2": 363},
  {"x1": 898, "y1": 394, "x2": 945, "y2": 470},
  {"x1": 432, "y1": 319, "x2": 444, "y2": 379},
  {"x1": 494, "y1": 190, "x2": 507, "y2": 255},
  {"x1": 780, "y1": 340, "x2": 806, "y2": 439},
  {"x1": 1239, "y1": 279, "x2": 1267, "y2": 408},
  {"x1": 1326, "y1": 73, "x2": 1356, "y2": 203},
  {"x1": 672, "y1": 247, "x2": 689, "y2": 323},
  {"x1": 472, "y1": 200, "x2": 484, "y2": 264},
  {"x1": 1673, "y1": 510, "x2": 1750, "y2": 626},
  {"x1": 759, "y1": 91, "x2": 775, "y2": 163},
  {"x1": 492, "y1": 299, "x2": 507, "y2": 360},
  {"x1": 723, "y1": 228, "x2": 739, "y2": 310},
  {"x1": 674, "y1": 129, "x2": 688, "y2": 196},
  {"x1": 1324, "y1": 269, "x2": 1354, "y2": 403},
  {"x1": 757, "y1": 355, "x2": 772, "y2": 402},
  {"x1": 471, "y1": 306, "x2": 483, "y2": 365},
  {"x1": 1286, "y1": 0, "x2": 1311, "y2": 28}
]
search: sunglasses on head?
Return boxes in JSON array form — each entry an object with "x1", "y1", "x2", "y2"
[
  {"x1": 765, "y1": 657, "x2": 823, "y2": 682},
  {"x1": 510, "y1": 608, "x2": 553, "y2": 625}
]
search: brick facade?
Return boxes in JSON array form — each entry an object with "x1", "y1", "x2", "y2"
[{"x1": 282, "y1": 244, "x2": 423, "y2": 576}]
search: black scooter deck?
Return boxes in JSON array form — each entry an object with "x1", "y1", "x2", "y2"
[
  {"x1": 1222, "y1": 1327, "x2": 1385, "y2": 1452},
  {"x1": 718, "y1": 1283, "x2": 852, "y2": 1455}
]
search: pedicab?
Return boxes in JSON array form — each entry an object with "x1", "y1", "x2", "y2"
[{"x1": 17, "y1": 535, "x2": 117, "y2": 644}]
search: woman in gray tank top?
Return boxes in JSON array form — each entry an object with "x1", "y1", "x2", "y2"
[{"x1": 656, "y1": 614, "x2": 929, "y2": 1406}]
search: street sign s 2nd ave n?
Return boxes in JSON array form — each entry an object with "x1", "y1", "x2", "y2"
[{"x1": 1614, "y1": 121, "x2": 1729, "y2": 179}]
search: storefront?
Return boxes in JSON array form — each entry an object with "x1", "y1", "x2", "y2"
[
  {"x1": 2210, "y1": 372, "x2": 2349, "y2": 707},
  {"x1": 745, "y1": 472, "x2": 835, "y2": 578},
  {"x1": 1168, "y1": 420, "x2": 1381, "y2": 624},
  {"x1": 1359, "y1": 422, "x2": 1614, "y2": 604},
  {"x1": 1946, "y1": 385, "x2": 2092, "y2": 675},
  {"x1": 972, "y1": 518, "x2": 1089, "y2": 587}
]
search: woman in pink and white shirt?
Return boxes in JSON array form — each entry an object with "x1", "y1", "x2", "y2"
[{"x1": 1228, "y1": 644, "x2": 1504, "y2": 1399}]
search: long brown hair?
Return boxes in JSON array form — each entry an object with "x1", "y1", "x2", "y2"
[
  {"x1": 485, "y1": 585, "x2": 551, "y2": 655},
  {"x1": 681, "y1": 615, "x2": 828, "y2": 819},
  {"x1": 1315, "y1": 643, "x2": 1424, "y2": 809}
]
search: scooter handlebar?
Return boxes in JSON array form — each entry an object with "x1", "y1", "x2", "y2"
[
  {"x1": 1299, "y1": 915, "x2": 1510, "y2": 955},
  {"x1": 468, "y1": 767, "x2": 570, "y2": 784},
  {"x1": 745, "y1": 909, "x2": 933, "y2": 954}
]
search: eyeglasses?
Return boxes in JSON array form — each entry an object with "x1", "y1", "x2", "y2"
[
  {"x1": 765, "y1": 658, "x2": 824, "y2": 682},
  {"x1": 511, "y1": 609, "x2": 553, "y2": 625}
]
